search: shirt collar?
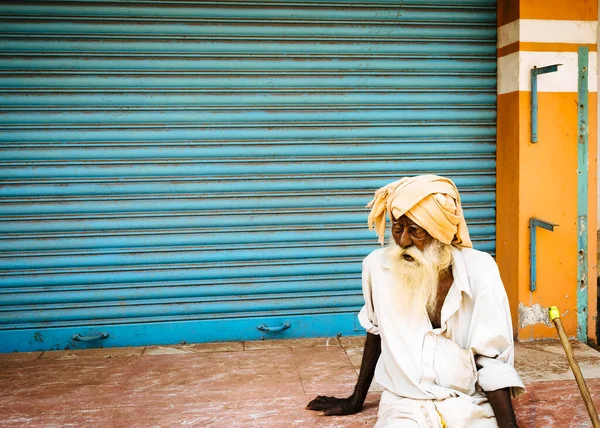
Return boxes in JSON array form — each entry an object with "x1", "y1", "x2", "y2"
[
  {"x1": 450, "y1": 246, "x2": 472, "y2": 299},
  {"x1": 437, "y1": 246, "x2": 472, "y2": 330},
  {"x1": 380, "y1": 247, "x2": 393, "y2": 269}
]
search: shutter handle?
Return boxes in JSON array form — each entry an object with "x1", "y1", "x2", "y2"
[
  {"x1": 257, "y1": 322, "x2": 290, "y2": 332},
  {"x1": 72, "y1": 332, "x2": 110, "y2": 342}
]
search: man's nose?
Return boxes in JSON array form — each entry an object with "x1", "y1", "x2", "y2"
[{"x1": 398, "y1": 229, "x2": 413, "y2": 249}]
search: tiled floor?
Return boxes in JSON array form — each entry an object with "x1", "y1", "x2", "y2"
[{"x1": 2, "y1": 337, "x2": 600, "y2": 427}]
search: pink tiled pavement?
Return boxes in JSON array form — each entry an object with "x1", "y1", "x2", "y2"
[
  {"x1": 514, "y1": 378, "x2": 600, "y2": 428},
  {"x1": 119, "y1": 348, "x2": 306, "y2": 408},
  {"x1": 2, "y1": 337, "x2": 600, "y2": 427},
  {"x1": 0, "y1": 357, "x2": 138, "y2": 415}
]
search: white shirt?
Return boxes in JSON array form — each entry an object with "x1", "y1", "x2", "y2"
[{"x1": 358, "y1": 246, "x2": 525, "y2": 412}]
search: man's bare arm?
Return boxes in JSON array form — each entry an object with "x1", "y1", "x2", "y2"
[
  {"x1": 306, "y1": 332, "x2": 382, "y2": 416},
  {"x1": 486, "y1": 387, "x2": 519, "y2": 428}
]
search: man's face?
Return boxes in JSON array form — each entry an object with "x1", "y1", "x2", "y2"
[
  {"x1": 391, "y1": 214, "x2": 434, "y2": 254},
  {"x1": 386, "y1": 217, "x2": 452, "y2": 314}
]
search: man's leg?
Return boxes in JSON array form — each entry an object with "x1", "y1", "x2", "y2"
[
  {"x1": 375, "y1": 391, "x2": 443, "y2": 428},
  {"x1": 435, "y1": 396, "x2": 498, "y2": 428}
]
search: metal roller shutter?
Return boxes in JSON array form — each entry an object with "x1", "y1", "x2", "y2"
[{"x1": 0, "y1": 0, "x2": 497, "y2": 352}]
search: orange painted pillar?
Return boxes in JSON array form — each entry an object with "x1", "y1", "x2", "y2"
[{"x1": 496, "y1": 0, "x2": 598, "y2": 341}]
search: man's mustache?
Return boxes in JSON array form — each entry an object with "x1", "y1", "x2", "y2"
[{"x1": 393, "y1": 245, "x2": 425, "y2": 265}]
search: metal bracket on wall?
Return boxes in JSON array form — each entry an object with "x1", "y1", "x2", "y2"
[
  {"x1": 531, "y1": 64, "x2": 561, "y2": 143},
  {"x1": 530, "y1": 217, "x2": 558, "y2": 292}
]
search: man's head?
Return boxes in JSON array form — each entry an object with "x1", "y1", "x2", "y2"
[
  {"x1": 366, "y1": 175, "x2": 471, "y2": 312},
  {"x1": 366, "y1": 174, "x2": 472, "y2": 249}
]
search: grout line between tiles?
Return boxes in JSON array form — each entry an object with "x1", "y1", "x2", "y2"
[
  {"x1": 290, "y1": 347, "x2": 309, "y2": 401},
  {"x1": 108, "y1": 355, "x2": 140, "y2": 425},
  {"x1": 342, "y1": 344, "x2": 359, "y2": 373},
  {"x1": 106, "y1": 406, "x2": 120, "y2": 427}
]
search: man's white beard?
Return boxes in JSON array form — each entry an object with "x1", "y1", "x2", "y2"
[{"x1": 385, "y1": 239, "x2": 454, "y2": 315}]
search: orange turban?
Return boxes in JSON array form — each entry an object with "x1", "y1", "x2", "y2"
[{"x1": 366, "y1": 175, "x2": 472, "y2": 248}]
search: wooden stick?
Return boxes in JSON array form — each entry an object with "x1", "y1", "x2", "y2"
[{"x1": 549, "y1": 306, "x2": 600, "y2": 428}]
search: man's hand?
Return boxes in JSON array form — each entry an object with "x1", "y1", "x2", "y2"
[
  {"x1": 305, "y1": 395, "x2": 361, "y2": 416},
  {"x1": 305, "y1": 333, "x2": 381, "y2": 417}
]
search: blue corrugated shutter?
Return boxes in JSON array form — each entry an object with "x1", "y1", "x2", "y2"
[{"x1": 0, "y1": 0, "x2": 496, "y2": 352}]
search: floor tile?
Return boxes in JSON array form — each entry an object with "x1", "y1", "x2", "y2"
[
  {"x1": 515, "y1": 340, "x2": 600, "y2": 384},
  {"x1": 114, "y1": 392, "x2": 381, "y2": 428},
  {"x1": 294, "y1": 346, "x2": 359, "y2": 396},
  {"x1": 40, "y1": 346, "x2": 145, "y2": 360},
  {"x1": 0, "y1": 408, "x2": 115, "y2": 427},
  {"x1": 143, "y1": 342, "x2": 243, "y2": 356},
  {"x1": 119, "y1": 349, "x2": 305, "y2": 408},
  {"x1": 344, "y1": 347, "x2": 363, "y2": 369},
  {"x1": 338, "y1": 335, "x2": 366, "y2": 350},
  {"x1": 514, "y1": 378, "x2": 600, "y2": 428},
  {"x1": 0, "y1": 357, "x2": 137, "y2": 414},
  {"x1": 0, "y1": 352, "x2": 42, "y2": 362},
  {"x1": 114, "y1": 396, "x2": 322, "y2": 428},
  {"x1": 245, "y1": 337, "x2": 341, "y2": 351}
]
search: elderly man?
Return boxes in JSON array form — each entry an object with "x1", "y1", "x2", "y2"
[{"x1": 307, "y1": 175, "x2": 524, "y2": 427}]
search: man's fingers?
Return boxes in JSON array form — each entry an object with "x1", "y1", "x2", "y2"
[
  {"x1": 307, "y1": 401, "x2": 337, "y2": 410},
  {"x1": 310, "y1": 395, "x2": 330, "y2": 403},
  {"x1": 306, "y1": 396, "x2": 338, "y2": 408},
  {"x1": 306, "y1": 396, "x2": 336, "y2": 410},
  {"x1": 306, "y1": 401, "x2": 329, "y2": 411},
  {"x1": 323, "y1": 405, "x2": 345, "y2": 416}
]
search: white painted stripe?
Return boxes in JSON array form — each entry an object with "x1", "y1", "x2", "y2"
[
  {"x1": 497, "y1": 53, "x2": 519, "y2": 95},
  {"x1": 498, "y1": 19, "x2": 598, "y2": 48},
  {"x1": 497, "y1": 20, "x2": 519, "y2": 49},
  {"x1": 498, "y1": 51, "x2": 598, "y2": 94}
]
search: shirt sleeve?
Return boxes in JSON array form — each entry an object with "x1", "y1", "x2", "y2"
[
  {"x1": 469, "y1": 255, "x2": 525, "y2": 398},
  {"x1": 357, "y1": 256, "x2": 380, "y2": 335}
]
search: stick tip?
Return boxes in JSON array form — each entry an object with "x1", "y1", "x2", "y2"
[{"x1": 549, "y1": 306, "x2": 561, "y2": 321}]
